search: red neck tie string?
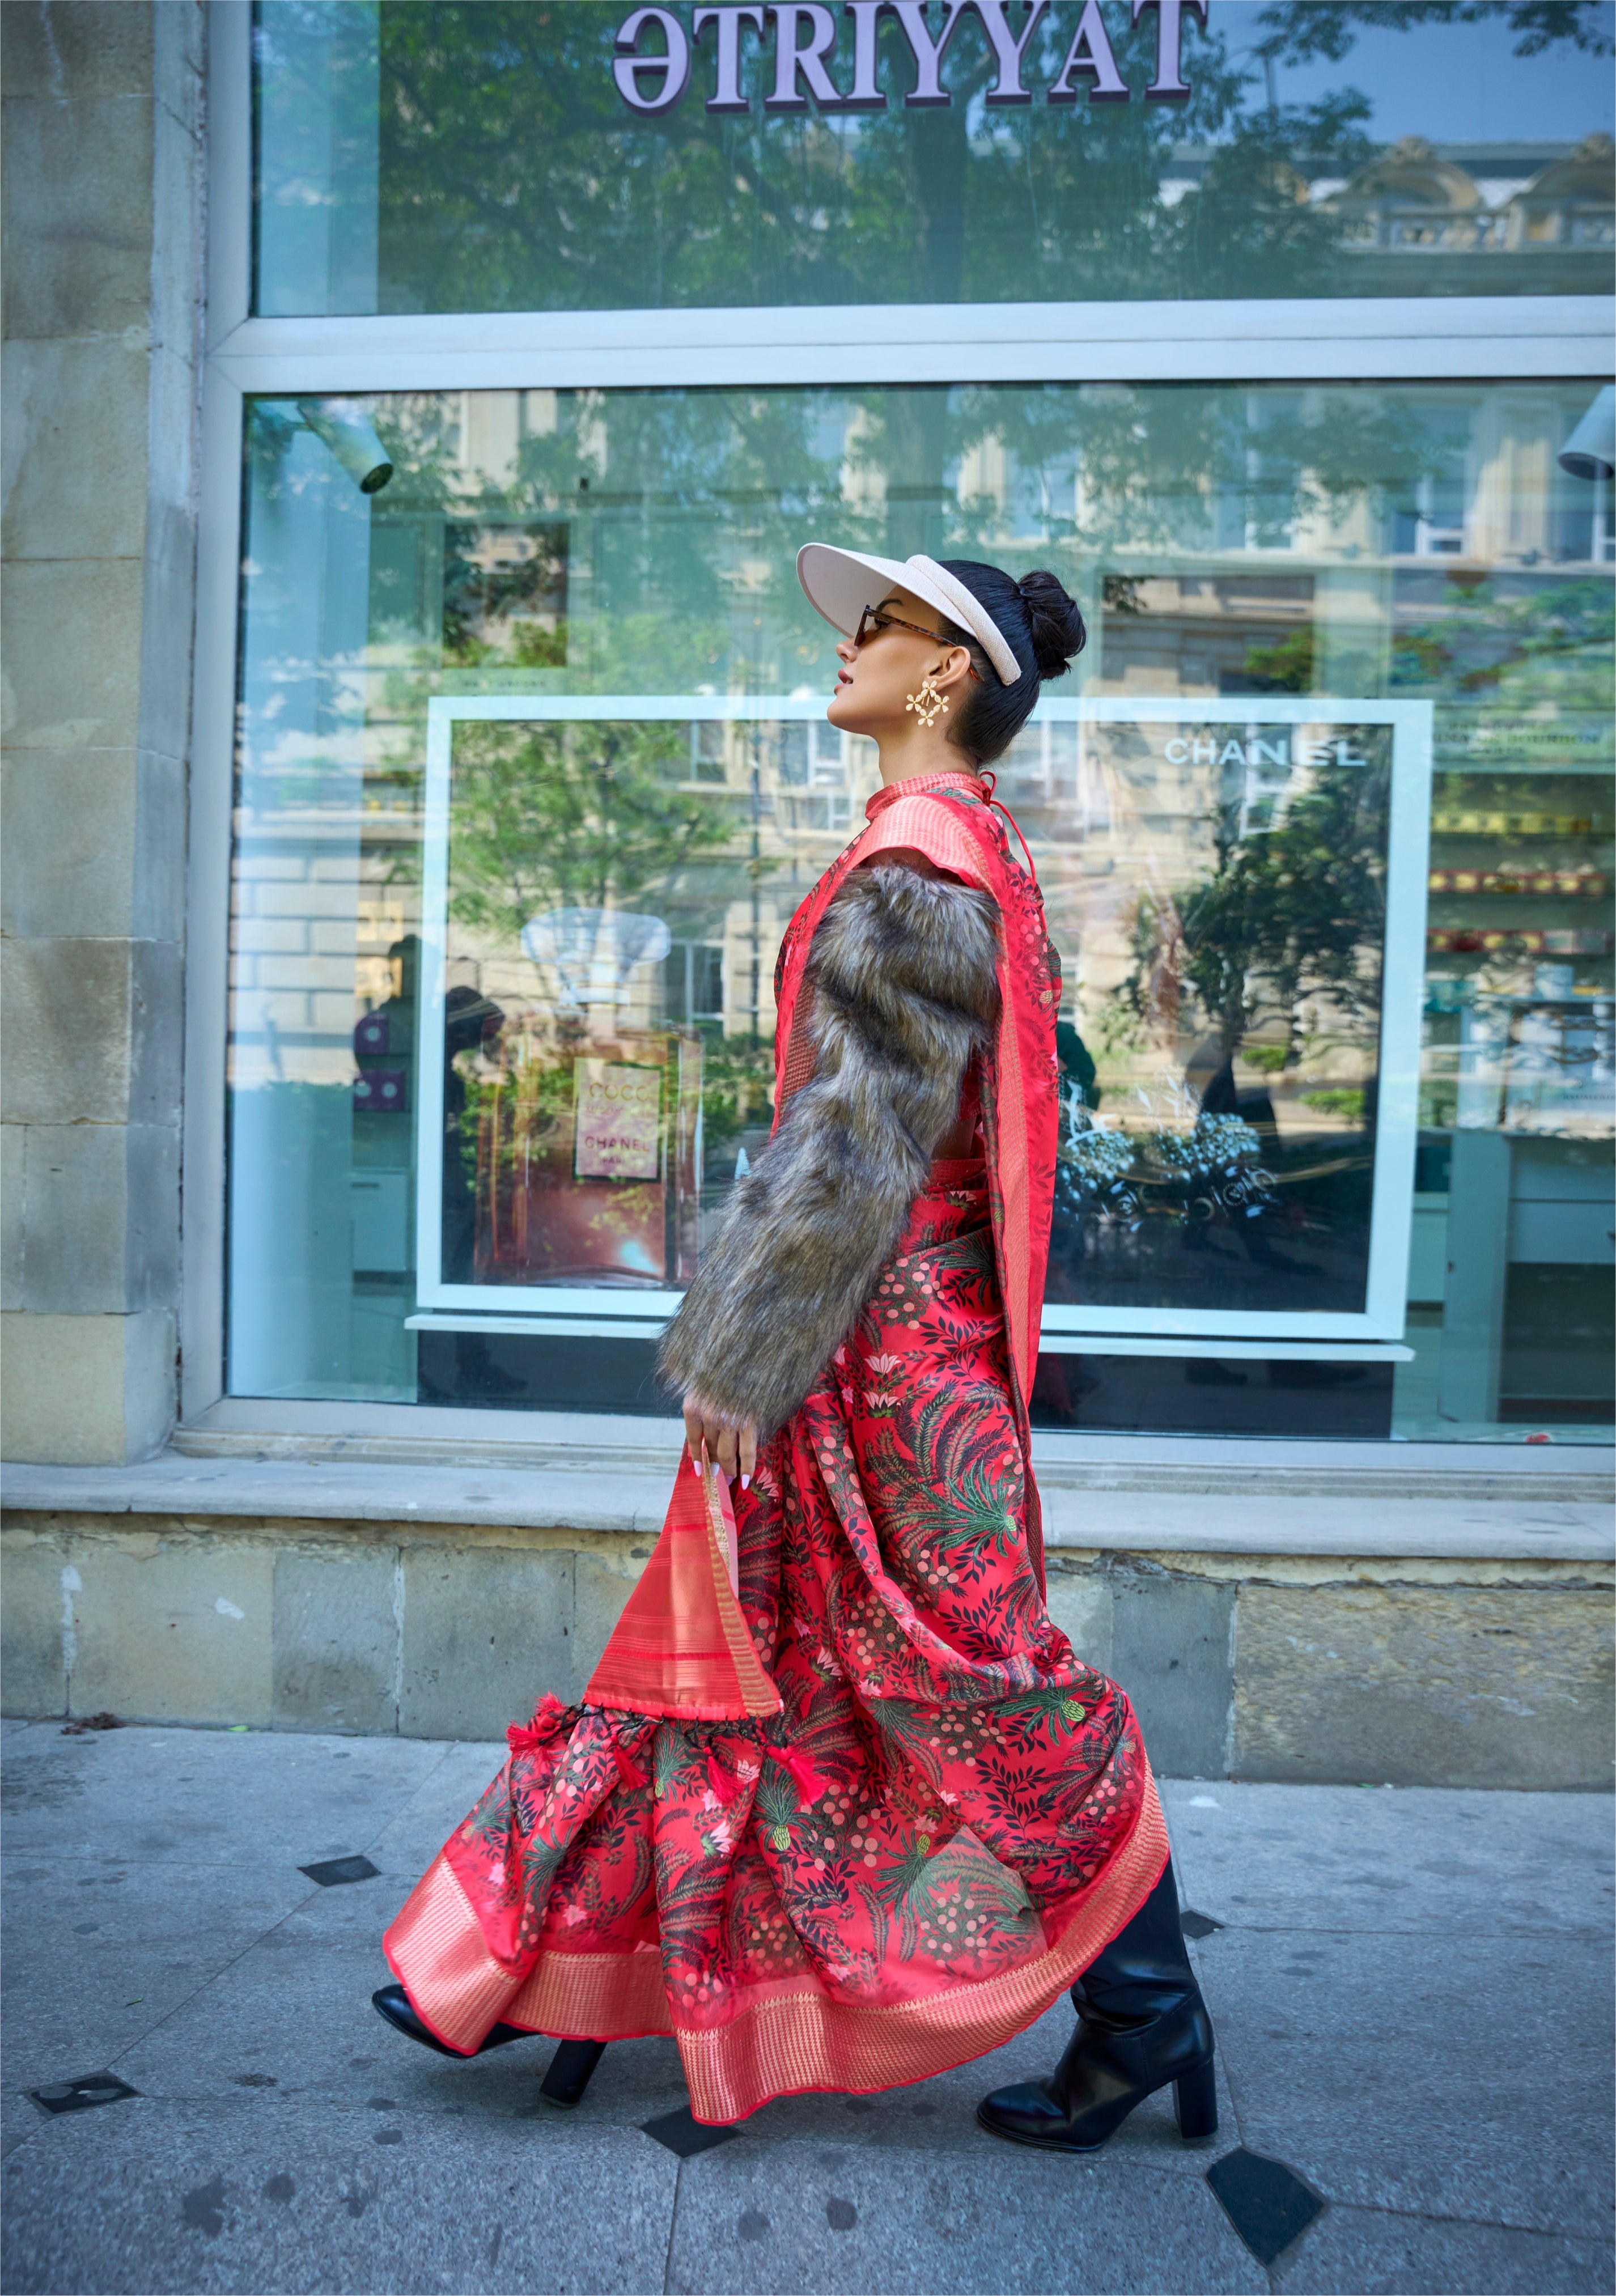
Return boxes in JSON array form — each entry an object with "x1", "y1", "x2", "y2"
[{"x1": 977, "y1": 770, "x2": 1041, "y2": 891}]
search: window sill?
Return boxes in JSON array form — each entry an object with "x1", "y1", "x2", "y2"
[{"x1": 3, "y1": 1447, "x2": 1609, "y2": 1564}]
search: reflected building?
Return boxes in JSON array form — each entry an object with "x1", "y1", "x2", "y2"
[
  {"x1": 11, "y1": 0, "x2": 1611, "y2": 1469},
  {"x1": 226, "y1": 362, "x2": 1611, "y2": 1436},
  {"x1": 1325, "y1": 135, "x2": 1616, "y2": 290}
]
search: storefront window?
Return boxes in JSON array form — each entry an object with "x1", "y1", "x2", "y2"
[
  {"x1": 226, "y1": 380, "x2": 1614, "y2": 1436},
  {"x1": 252, "y1": 2, "x2": 1615, "y2": 316}
]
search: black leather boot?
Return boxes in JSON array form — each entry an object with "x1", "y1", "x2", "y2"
[
  {"x1": 537, "y1": 2038, "x2": 608, "y2": 2108},
  {"x1": 976, "y1": 1859, "x2": 1216, "y2": 2153},
  {"x1": 371, "y1": 1981, "x2": 531, "y2": 2060}
]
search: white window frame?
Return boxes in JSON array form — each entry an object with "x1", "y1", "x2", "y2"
[
  {"x1": 181, "y1": 0, "x2": 1615, "y2": 1427},
  {"x1": 410, "y1": 692, "x2": 1431, "y2": 1343}
]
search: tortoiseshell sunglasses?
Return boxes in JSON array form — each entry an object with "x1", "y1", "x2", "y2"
[{"x1": 853, "y1": 603, "x2": 984, "y2": 678}]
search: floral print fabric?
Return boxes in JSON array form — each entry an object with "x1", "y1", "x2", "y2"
[{"x1": 418, "y1": 1165, "x2": 1152, "y2": 2106}]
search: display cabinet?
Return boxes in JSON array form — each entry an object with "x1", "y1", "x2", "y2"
[{"x1": 1416, "y1": 760, "x2": 1614, "y2": 1431}]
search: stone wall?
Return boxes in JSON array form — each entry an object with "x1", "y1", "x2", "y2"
[
  {"x1": 3, "y1": 1512, "x2": 1610, "y2": 1789},
  {"x1": 1, "y1": 1, "x2": 203, "y2": 1462}
]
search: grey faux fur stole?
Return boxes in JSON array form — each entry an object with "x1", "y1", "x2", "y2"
[{"x1": 657, "y1": 861, "x2": 1000, "y2": 1435}]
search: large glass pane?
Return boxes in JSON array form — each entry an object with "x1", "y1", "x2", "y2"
[
  {"x1": 252, "y1": 0, "x2": 1615, "y2": 315},
  {"x1": 226, "y1": 379, "x2": 1614, "y2": 1436},
  {"x1": 255, "y1": 0, "x2": 379, "y2": 316},
  {"x1": 1039, "y1": 709, "x2": 1408, "y2": 1326},
  {"x1": 413, "y1": 698, "x2": 1424, "y2": 1342}
]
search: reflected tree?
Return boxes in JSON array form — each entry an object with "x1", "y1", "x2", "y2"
[
  {"x1": 1127, "y1": 754, "x2": 1390, "y2": 1073},
  {"x1": 364, "y1": 2, "x2": 1612, "y2": 315},
  {"x1": 447, "y1": 719, "x2": 731, "y2": 945},
  {"x1": 1390, "y1": 575, "x2": 1615, "y2": 708}
]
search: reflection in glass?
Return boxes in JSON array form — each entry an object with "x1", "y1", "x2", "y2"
[
  {"x1": 417, "y1": 703, "x2": 1420, "y2": 1334},
  {"x1": 252, "y1": 2, "x2": 1614, "y2": 315},
  {"x1": 1042, "y1": 718, "x2": 1395, "y2": 1321},
  {"x1": 225, "y1": 378, "x2": 1614, "y2": 1435},
  {"x1": 438, "y1": 717, "x2": 719, "y2": 1290}
]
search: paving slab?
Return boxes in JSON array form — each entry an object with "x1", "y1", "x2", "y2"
[
  {"x1": 0, "y1": 1723, "x2": 458, "y2": 1869},
  {"x1": 1, "y1": 2088, "x2": 52, "y2": 2164},
  {"x1": 663, "y1": 2138, "x2": 1267, "y2": 2295},
  {"x1": 3, "y1": 1722, "x2": 1611, "y2": 2296},
  {"x1": 363, "y1": 1739, "x2": 507, "y2": 1876},
  {"x1": 1160, "y1": 1777, "x2": 1616, "y2": 1937},
  {"x1": 0, "y1": 2096, "x2": 678, "y2": 2295},
  {"x1": 268, "y1": 1866, "x2": 417, "y2": 1948},
  {"x1": 116, "y1": 1938, "x2": 442, "y2": 2108},
  {"x1": 1, "y1": 1857, "x2": 315, "y2": 2091},
  {"x1": 1202, "y1": 1926, "x2": 1614, "y2": 2239},
  {"x1": 1273, "y1": 2200, "x2": 1615, "y2": 2294}
]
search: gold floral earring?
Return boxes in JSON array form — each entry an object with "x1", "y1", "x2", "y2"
[{"x1": 905, "y1": 678, "x2": 948, "y2": 729}]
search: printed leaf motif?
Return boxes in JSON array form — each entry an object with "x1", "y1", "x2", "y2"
[
  {"x1": 999, "y1": 1684, "x2": 1092, "y2": 1741},
  {"x1": 421, "y1": 1042, "x2": 1145, "y2": 2062}
]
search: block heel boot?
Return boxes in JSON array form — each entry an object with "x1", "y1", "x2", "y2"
[
  {"x1": 538, "y1": 2039, "x2": 608, "y2": 2109},
  {"x1": 975, "y1": 1858, "x2": 1217, "y2": 2154}
]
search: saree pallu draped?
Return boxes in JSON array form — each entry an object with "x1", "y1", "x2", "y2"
[
  {"x1": 385, "y1": 774, "x2": 1168, "y2": 2124},
  {"x1": 385, "y1": 1161, "x2": 1168, "y2": 2124}
]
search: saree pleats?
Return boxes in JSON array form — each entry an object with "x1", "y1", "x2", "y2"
[{"x1": 385, "y1": 1165, "x2": 1167, "y2": 2124}]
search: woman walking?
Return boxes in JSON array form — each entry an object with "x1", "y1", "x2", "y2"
[{"x1": 372, "y1": 545, "x2": 1215, "y2": 2148}]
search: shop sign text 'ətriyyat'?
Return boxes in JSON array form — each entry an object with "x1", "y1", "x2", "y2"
[{"x1": 612, "y1": 0, "x2": 1207, "y2": 115}]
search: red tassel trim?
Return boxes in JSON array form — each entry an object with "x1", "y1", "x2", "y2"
[
  {"x1": 506, "y1": 1693, "x2": 569, "y2": 1757},
  {"x1": 706, "y1": 1750, "x2": 740, "y2": 1806},
  {"x1": 767, "y1": 1743, "x2": 831, "y2": 1807},
  {"x1": 614, "y1": 1742, "x2": 650, "y2": 1790}
]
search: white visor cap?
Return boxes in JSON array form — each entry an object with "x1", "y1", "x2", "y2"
[{"x1": 796, "y1": 545, "x2": 1023, "y2": 687}]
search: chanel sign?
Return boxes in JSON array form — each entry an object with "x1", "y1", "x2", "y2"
[{"x1": 613, "y1": 0, "x2": 1207, "y2": 114}]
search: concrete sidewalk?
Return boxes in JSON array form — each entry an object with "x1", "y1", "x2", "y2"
[{"x1": 1, "y1": 1722, "x2": 1610, "y2": 2296}]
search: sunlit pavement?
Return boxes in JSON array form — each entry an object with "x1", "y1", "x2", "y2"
[{"x1": 2, "y1": 1717, "x2": 1611, "y2": 2296}]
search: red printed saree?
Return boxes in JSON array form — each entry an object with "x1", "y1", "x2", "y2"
[{"x1": 384, "y1": 773, "x2": 1168, "y2": 2125}]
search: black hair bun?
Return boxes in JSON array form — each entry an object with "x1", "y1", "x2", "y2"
[{"x1": 1017, "y1": 568, "x2": 1086, "y2": 681}]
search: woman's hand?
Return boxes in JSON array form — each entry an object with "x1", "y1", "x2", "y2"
[{"x1": 682, "y1": 1394, "x2": 757, "y2": 1488}]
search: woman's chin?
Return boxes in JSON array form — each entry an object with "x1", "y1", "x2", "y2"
[{"x1": 827, "y1": 689, "x2": 873, "y2": 735}]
